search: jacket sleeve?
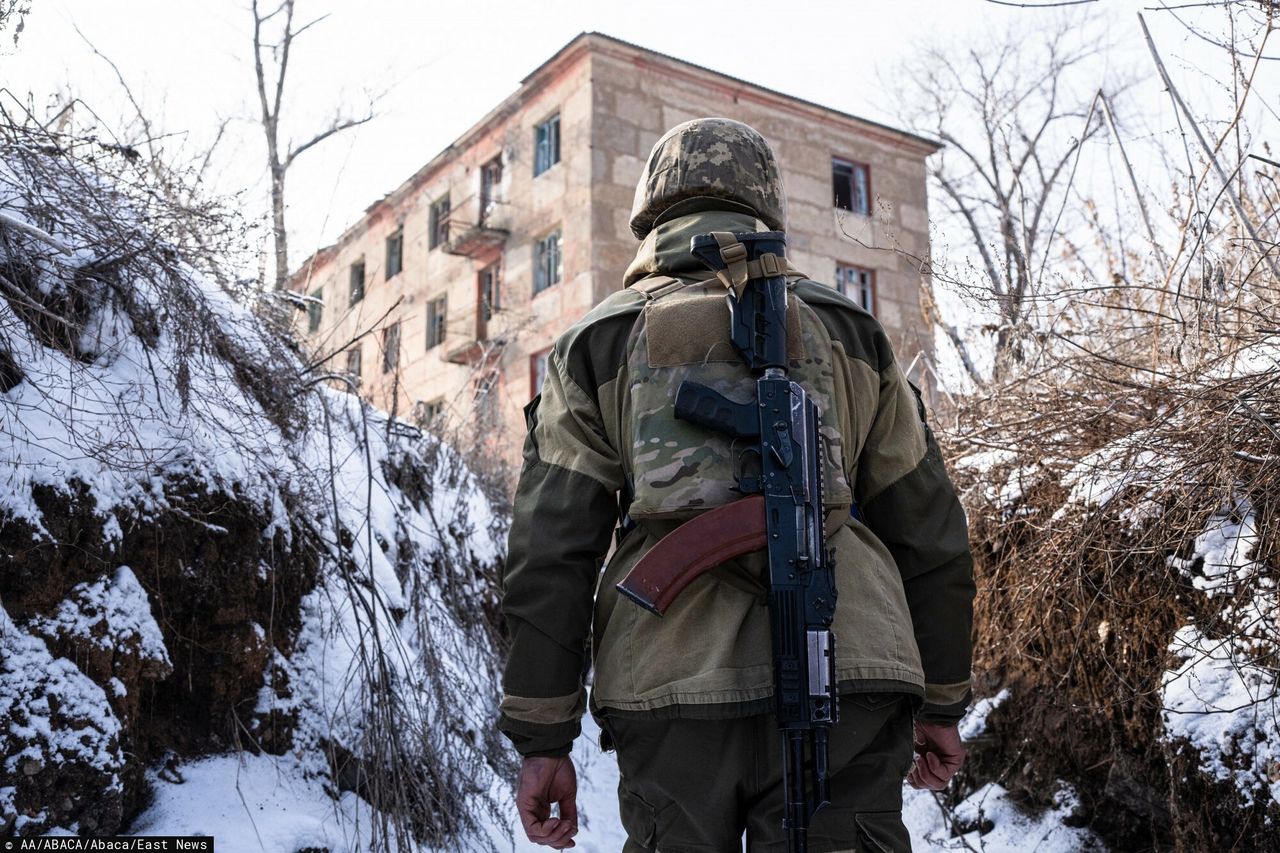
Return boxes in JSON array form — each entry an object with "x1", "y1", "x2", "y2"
[
  {"x1": 498, "y1": 347, "x2": 624, "y2": 757},
  {"x1": 855, "y1": 350, "x2": 976, "y2": 724}
]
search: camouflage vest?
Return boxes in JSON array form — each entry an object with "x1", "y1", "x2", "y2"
[{"x1": 624, "y1": 274, "x2": 854, "y2": 521}]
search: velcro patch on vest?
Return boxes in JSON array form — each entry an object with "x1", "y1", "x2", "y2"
[{"x1": 644, "y1": 290, "x2": 807, "y2": 368}]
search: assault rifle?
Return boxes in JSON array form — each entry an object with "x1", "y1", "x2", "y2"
[{"x1": 617, "y1": 231, "x2": 838, "y2": 853}]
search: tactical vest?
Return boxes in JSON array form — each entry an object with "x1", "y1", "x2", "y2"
[{"x1": 624, "y1": 273, "x2": 854, "y2": 523}]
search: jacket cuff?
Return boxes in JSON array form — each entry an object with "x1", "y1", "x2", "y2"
[
  {"x1": 918, "y1": 679, "x2": 971, "y2": 724},
  {"x1": 498, "y1": 713, "x2": 580, "y2": 757}
]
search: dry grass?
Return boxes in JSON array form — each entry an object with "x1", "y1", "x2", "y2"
[{"x1": 938, "y1": 200, "x2": 1280, "y2": 848}]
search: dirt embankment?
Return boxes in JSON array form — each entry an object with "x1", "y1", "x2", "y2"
[{"x1": 1, "y1": 477, "x2": 319, "y2": 835}]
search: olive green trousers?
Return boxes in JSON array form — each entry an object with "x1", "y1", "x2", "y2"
[{"x1": 601, "y1": 694, "x2": 914, "y2": 853}]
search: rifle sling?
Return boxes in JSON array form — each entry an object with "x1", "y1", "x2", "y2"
[{"x1": 615, "y1": 495, "x2": 767, "y2": 616}]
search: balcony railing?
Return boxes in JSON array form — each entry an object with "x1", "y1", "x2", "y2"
[
  {"x1": 445, "y1": 332, "x2": 504, "y2": 366},
  {"x1": 441, "y1": 194, "x2": 509, "y2": 258}
]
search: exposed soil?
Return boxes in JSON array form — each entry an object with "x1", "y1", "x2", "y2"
[{"x1": 0, "y1": 477, "x2": 319, "y2": 836}]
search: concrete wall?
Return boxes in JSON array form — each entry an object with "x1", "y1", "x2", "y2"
[
  {"x1": 294, "y1": 48, "x2": 597, "y2": 465},
  {"x1": 295, "y1": 35, "x2": 938, "y2": 479},
  {"x1": 587, "y1": 43, "x2": 936, "y2": 358}
]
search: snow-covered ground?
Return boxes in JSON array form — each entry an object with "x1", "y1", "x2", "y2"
[
  {"x1": 127, "y1": 708, "x2": 1098, "y2": 852},
  {"x1": 130, "y1": 752, "x2": 382, "y2": 852},
  {"x1": 536, "y1": 715, "x2": 1100, "y2": 853}
]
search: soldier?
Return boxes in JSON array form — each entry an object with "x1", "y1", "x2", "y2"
[{"x1": 500, "y1": 118, "x2": 975, "y2": 852}]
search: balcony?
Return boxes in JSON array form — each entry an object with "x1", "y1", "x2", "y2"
[
  {"x1": 442, "y1": 194, "x2": 509, "y2": 259},
  {"x1": 445, "y1": 327, "x2": 504, "y2": 366}
]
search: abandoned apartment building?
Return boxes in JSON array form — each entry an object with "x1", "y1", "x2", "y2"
[{"x1": 290, "y1": 32, "x2": 940, "y2": 467}]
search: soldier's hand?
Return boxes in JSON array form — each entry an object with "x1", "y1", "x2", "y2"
[
  {"x1": 907, "y1": 721, "x2": 965, "y2": 791},
  {"x1": 517, "y1": 755, "x2": 579, "y2": 849}
]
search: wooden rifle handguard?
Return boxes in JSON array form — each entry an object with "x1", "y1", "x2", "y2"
[{"x1": 615, "y1": 494, "x2": 767, "y2": 616}]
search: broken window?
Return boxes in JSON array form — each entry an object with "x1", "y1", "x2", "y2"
[
  {"x1": 832, "y1": 158, "x2": 870, "y2": 215},
  {"x1": 345, "y1": 346, "x2": 362, "y2": 386},
  {"x1": 426, "y1": 296, "x2": 447, "y2": 350},
  {"x1": 479, "y1": 261, "x2": 501, "y2": 322},
  {"x1": 534, "y1": 114, "x2": 560, "y2": 176},
  {"x1": 534, "y1": 230, "x2": 562, "y2": 295},
  {"x1": 381, "y1": 321, "x2": 400, "y2": 373},
  {"x1": 307, "y1": 287, "x2": 323, "y2": 332},
  {"x1": 474, "y1": 370, "x2": 501, "y2": 430},
  {"x1": 429, "y1": 195, "x2": 451, "y2": 249},
  {"x1": 349, "y1": 259, "x2": 365, "y2": 305},
  {"x1": 416, "y1": 398, "x2": 444, "y2": 427},
  {"x1": 836, "y1": 264, "x2": 876, "y2": 314},
  {"x1": 386, "y1": 227, "x2": 404, "y2": 278},
  {"x1": 480, "y1": 157, "x2": 502, "y2": 224}
]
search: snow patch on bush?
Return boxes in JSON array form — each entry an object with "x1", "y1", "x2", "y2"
[
  {"x1": 905, "y1": 781, "x2": 1100, "y2": 851},
  {"x1": 1056, "y1": 438, "x2": 1162, "y2": 516},
  {"x1": 1167, "y1": 501, "x2": 1260, "y2": 596},
  {"x1": 1161, "y1": 502, "x2": 1278, "y2": 809},
  {"x1": 1162, "y1": 625, "x2": 1279, "y2": 808},
  {"x1": 959, "y1": 688, "x2": 1010, "y2": 741}
]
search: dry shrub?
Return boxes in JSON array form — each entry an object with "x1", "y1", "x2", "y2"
[
  {"x1": 943, "y1": 197, "x2": 1280, "y2": 850},
  {"x1": 0, "y1": 96, "x2": 513, "y2": 848}
]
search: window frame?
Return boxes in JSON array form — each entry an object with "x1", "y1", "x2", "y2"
[
  {"x1": 832, "y1": 157, "x2": 872, "y2": 216},
  {"x1": 479, "y1": 260, "x2": 501, "y2": 321},
  {"x1": 345, "y1": 346, "x2": 362, "y2": 387},
  {"x1": 381, "y1": 321, "x2": 401, "y2": 373},
  {"x1": 533, "y1": 229, "x2": 562, "y2": 296},
  {"x1": 533, "y1": 113, "x2": 561, "y2": 177},
  {"x1": 480, "y1": 157, "x2": 502, "y2": 225},
  {"x1": 429, "y1": 195, "x2": 451, "y2": 250},
  {"x1": 386, "y1": 227, "x2": 405, "y2": 279},
  {"x1": 426, "y1": 295, "x2": 447, "y2": 351},
  {"x1": 417, "y1": 397, "x2": 445, "y2": 427},
  {"x1": 836, "y1": 263, "x2": 877, "y2": 314},
  {"x1": 349, "y1": 259, "x2": 365, "y2": 306}
]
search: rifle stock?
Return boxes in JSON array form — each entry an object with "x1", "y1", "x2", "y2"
[{"x1": 615, "y1": 495, "x2": 767, "y2": 615}]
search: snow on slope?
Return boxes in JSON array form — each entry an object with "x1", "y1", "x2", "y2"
[{"x1": 1, "y1": 139, "x2": 510, "y2": 842}]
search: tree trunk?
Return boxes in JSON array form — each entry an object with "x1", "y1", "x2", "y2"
[{"x1": 271, "y1": 164, "x2": 288, "y2": 292}]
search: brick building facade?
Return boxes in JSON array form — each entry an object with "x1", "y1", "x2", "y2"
[{"x1": 291, "y1": 33, "x2": 940, "y2": 469}]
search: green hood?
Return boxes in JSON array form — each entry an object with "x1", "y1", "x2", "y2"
[{"x1": 623, "y1": 207, "x2": 767, "y2": 288}]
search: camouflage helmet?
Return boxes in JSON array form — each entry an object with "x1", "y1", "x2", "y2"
[{"x1": 629, "y1": 118, "x2": 787, "y2": 239}]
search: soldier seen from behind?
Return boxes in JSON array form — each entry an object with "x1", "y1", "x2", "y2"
[{"x1": 499, "y1": 117, "x2": 976, "y2": 852}]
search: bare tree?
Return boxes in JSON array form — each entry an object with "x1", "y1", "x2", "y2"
[
  {"x1": 896, "y1": 18, "x2": 1116, "y2": 379},
  {"x1": 252, "y1": 0, "x2": 374, "y2": 291},
  {"x1": 0, "y1": 0, "x2": 29, "y2": 49}
]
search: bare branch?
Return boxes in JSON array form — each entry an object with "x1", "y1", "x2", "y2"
[
  {"x1": 1138, "y1": 12, "x2": 1280, "y2": 284},
  {"x1": 985, "y1": 0, "x2": 1098, "y2": 6},
  {"x1": 285, "y1": 112, "x2": 374, "y2": 168},
  {"x1": 251, "y1": 0, "x2": 378, "y2": 291}
]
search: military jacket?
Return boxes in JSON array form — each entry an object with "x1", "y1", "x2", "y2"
[{"x1": 498, "y1": 209, "x2": 976, "y2": 757}]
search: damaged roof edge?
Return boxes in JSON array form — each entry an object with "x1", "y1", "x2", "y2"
[
  {"x1": 291, "y1": 31, "x2": 940, "y2": 282},
  {"x1": 538, "y1": 32, "x2": 942, "y2": 152}
]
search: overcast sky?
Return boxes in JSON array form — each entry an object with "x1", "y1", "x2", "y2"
[{"x1": 4, "y1": 0, "x2": 1275, "y2": 274}]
